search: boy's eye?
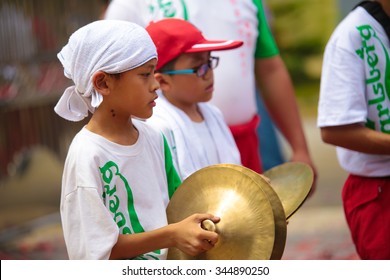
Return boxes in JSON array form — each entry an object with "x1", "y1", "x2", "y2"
[{"x1": 142, "y1": 70, "x2": 157, "y2": 77}]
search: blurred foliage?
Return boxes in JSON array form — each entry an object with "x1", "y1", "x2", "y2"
[{"x1": 265, "y1": 0, "x2": 339, "y2": 85}]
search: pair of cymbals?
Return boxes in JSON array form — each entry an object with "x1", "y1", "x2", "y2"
[
  {"x1": 166, "y1": 165, "x2": 277, "y2": 260},
  {"x1": 166, "y1": 162, "x2": 313, "y2": 260}
]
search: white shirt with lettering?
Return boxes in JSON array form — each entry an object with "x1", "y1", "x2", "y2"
[
  {"x1": 318, "y1": 6, "x2": 390, "y2": 176},
  {"x1": 60, "y1": 119, "x2": 178, "y2": 259}
]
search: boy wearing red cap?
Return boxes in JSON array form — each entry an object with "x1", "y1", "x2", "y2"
[
  {"x1": 145, "y1": 18, "x2": 243, "y2": 180},
  {"x1": 105, "y1": 0, "x2": 317, "y2": 186}
]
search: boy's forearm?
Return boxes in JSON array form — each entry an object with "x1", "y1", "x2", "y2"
[
  {"x1": 109, "y1": 226, "x2": 174, "y2": 260},
  {"x1": 320, "y1": 124, "x2": 390, "y2": 154}
]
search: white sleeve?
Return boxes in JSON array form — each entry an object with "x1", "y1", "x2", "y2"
[
  {"x1": 318, "y1": 42, "x2": 367, "y2": 127},
  {"x1": 61, "y1": 187, "x2": 119, "y2": 260}
]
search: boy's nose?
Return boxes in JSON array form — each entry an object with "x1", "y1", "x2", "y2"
[
  {"x1": 152, "y1": 77, "x2": 160, "y2": 91},
  {"x1": 202, "y1": 67, "x2": 213, "y2": 80}
]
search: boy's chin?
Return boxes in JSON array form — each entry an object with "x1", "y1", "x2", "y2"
[{"x1": 201, "y1": 94, "x2": 213, "y2": 103}]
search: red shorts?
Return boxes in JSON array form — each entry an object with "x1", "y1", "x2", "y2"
[
  {"x1": 229, "y1": 115, "x2": 262, "y2": 173},
  {"x1": 342, "y1": 174, "x2": 390, "y2": 259}
]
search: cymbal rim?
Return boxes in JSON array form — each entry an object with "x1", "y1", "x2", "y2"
[{"x1": 263, "y1": 162, "x2": 314, "y2": 219}]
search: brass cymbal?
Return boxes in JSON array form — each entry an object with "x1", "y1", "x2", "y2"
[
  {"x1": 263, "y1": 162, "x2": 314, "y2": 219},
  {"x1": 219, "y1": 164, "x2": 287, "y2": 260},
  {"x1": 166, "y1": 165, "x2": 275, "y2": 260}
]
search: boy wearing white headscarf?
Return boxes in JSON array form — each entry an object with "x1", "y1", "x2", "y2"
[{"x1": 55, "y1": 20, "x2": 219, "y2": 260}]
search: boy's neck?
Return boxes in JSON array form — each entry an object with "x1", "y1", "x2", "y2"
[
  {"x1": 185, "y1": 107, "x2": 204, "y2": 123},
  {"x1": 86, "y1": 112, "x2": 139, "y2": 145},
  {"x1": 164, "y1": 94, "x2": 204, "y2": 122},
  {"x1": 377, "y1": 0, "x2": 390, "y2": 16}
]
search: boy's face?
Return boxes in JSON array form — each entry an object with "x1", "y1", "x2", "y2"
[
  {"x1": 164, "y1": 52, "x2": 215, "y2": 106},
  {"x1": 107, "y1": 58, "x2": 159, "y2": 119}
]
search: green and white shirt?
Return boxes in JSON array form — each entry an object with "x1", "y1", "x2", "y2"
[
  {"x1": 318, "y1": 6, "x2": 390, "y2": 176},
  {"x1": 105, "y1": 0, "x2": 279, "y2": 126},
  {"x1": 60, "y1": 119, "x2": 181, "y2": 259}
]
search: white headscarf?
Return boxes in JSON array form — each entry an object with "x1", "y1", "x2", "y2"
[{"x1": 54, "y1": 20, "x2": 157, "y2": 121}]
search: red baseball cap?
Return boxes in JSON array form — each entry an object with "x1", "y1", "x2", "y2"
[{"x1": 146, "y1": 18, "x2": 243, "y2": 70}]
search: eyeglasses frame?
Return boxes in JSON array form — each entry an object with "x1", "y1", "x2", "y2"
[{"x1": 160, "y1": 56, "x2": 220, "y2": 77}]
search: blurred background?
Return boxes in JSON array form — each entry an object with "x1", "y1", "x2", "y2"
[{"x1": 0, "y1": 0, "x2": 361, "y2": 259}]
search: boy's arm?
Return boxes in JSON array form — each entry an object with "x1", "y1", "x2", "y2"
[
  {"x1": 321, "y1": 124, "x2": 390, "y2": 154},
  {"x1": 109, "y1": 213, "x2": 220, "y2": 259}
]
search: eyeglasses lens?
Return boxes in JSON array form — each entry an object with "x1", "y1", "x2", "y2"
[
  {"x1": 196, "y1": 57, "x2": 219, "y2": 77},
  {"x1": 196, "y1": 64, "x2": 209, "y2": 77},
  {"x1": 209, "y1": 57, "x2": 219, "y2": 69}
]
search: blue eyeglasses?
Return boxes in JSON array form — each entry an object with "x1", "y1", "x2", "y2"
[{"x1": 161, "y1": 56, "x2": 219, "y2": 77}]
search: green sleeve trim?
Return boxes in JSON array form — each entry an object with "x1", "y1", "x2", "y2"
[
  {"x1": 163, "y1": 135, "x2": 181, "y2": 199},
  {"x1": 253, "y1": 0, "x2": 279, "y2": 58}
]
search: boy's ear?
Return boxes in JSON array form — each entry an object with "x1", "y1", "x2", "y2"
[
  {"x1": 155, "y1": 72, "x2": 172, "y2": 92},
  {"x1": 92, "y1": 71, "x2": 110, "y2": 96}
]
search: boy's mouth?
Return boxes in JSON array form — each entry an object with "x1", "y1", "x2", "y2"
[{"x1": 205, "y1": 83, "x2": 214, "y2": 93}]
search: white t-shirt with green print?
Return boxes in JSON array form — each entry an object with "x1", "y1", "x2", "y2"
[
  {"x1": 105, "y1": 0, "x2": 279, "y2": 126},
  {"x1": 60, "y1": 119, "x2": 181, "y2": 259},
  {"x1": 318, "y1": 6, "x2": 390, "y2": 177}
]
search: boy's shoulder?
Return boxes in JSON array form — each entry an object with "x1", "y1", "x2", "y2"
[
  {"x1": 333, "y1": 6, "x2": 380, "y2": 36},
  {"x1": 133, "y1": 118, "x2": 165, "y2": 140},
  {"x1": 198, "y1": 102, "x2": 224, "y2": 118}
]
